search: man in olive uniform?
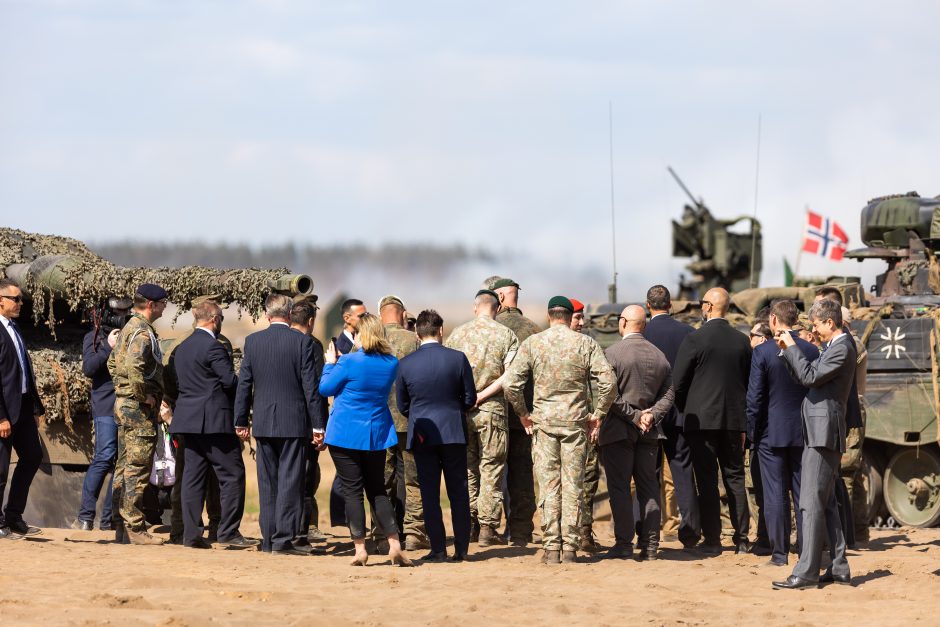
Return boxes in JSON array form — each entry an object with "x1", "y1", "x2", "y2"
[
  {"x1": 445, "y1": 289, "x2": 519, "y2": 546},
  {"x1": 379, "y1": 295, "x2": 429, "y2": 551},
  {"x1": 108, "y1": 283, "x2": 168, "y2": 545},
  {"x1": 492, "y1": 277, "x2": 542, "y2": 545},
  {"x1": 504, "y1": 296, "x2": 615, "y2": 564}
]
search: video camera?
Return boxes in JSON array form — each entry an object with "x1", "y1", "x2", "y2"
[{"x1": 93, "y1": 296, "x2": 133, "y2": 333}]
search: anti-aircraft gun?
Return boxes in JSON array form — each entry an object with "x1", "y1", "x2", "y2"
[{"x1": 0, "y1": 227, "x2": 314, "y2": 526}]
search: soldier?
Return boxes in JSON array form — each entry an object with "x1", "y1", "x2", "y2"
[
  {"x1": 377, "y1": 294, "x2": 429, "y2": 552},
  {"x1": 108, "y1": 283, "x2": 168, "y2": 545},
  {"x1": 445, "y1": 289, "x2": 519, "y2": 547},
  {"x1": 504, "y1": 296, "x2": 615, "y2": 564},
  {"x1": 491, "y1": 277, "x2": 542, "y2": 546},
  {"x1": 570, "y1": 298, "x2": 601, "y2": 553}
]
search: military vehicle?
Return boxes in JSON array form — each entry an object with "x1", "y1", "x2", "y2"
[{"x1": 0, "y1": 227, "x2": 314, "y2": 527}]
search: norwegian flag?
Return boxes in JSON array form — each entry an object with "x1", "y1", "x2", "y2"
[{"x1": 803, "y1": 210, "x2": 849, "y2": 261}]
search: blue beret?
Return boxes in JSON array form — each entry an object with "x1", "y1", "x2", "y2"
[{"x1": 136, "y1": 283, "x2": 168, "y2": 301}]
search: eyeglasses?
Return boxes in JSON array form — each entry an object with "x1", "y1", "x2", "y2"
[
  {"x1": 700, "y1": 300, "x2": 714, "y2": 308},
  {"x1": 749, "y1": 332, "x2": 764, "y2": 339},
  {"x1": 0, "y1": 294, "x2": 23, "y2": 304},
  {"x1": 212, "y1": 313, "x2": 225, "y2": 321}
]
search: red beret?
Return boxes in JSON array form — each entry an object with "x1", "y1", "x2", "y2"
[{"x1": 570, "y1": 298, "x2": 585, "y2": 313}]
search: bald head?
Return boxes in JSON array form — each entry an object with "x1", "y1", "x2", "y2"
[
  {"x1": 494, "y1": 285, "x2": 519, "y2": 308},
  {"x1": 703, "y1": 287, "x2": 730, "y2": 318},
  {"x1": 619, "y1": 304, "x2": 647, "y2": 336}
]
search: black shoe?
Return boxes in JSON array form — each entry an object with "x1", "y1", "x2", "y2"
[
  {"x1": 295, "y1": 544, "x2": 327, "y2": 555},
  {"x1": 450, "y1": 552, "x2": 467, "y2": 562},
  {"x1": 735, "y1": 541, "x2": 753, "y2": 555},
  {"x1": 819, "y1": 571, "x2": 851, "y2": 585},
  {"x1": 763, "y1": 559, "x2": 787, "y2": 567},
  {"x1": 7, "y1": 520, "x2": 41, "y2": 537},
  {"x1": 772, "y1": 575, "x2": 819, "y2": 590},
  {"x1": 637, "y1": 548, "x2": 659, "y2": 561},
  {"x1": 218, "y1": 535, "x2": 261, "y2": 550},
  {"x1": 207, "y1": 527, "x2": 219, "y2": 544},
  {"x1": 751, "y1": 542, "x2": 773, "y2": 556},
  {"x1": 510, "y1": 536, "x2": 531, "y2": 547},
  {"x1": 605, "y1": 544, "x2": 633, "y2": 560},
  {"x1": 99, "y1": 523, "x2": 112, "y2": 531},
  {"x1": 271, "y1": 547, "x2": 313, "y2": 556},
  {"x1": 185, "y1": 538, "x2": 213, "y2": 549},
  {"x1": 420, "y1": 551, "x2": 448, "y2": 563},
  {"x1": 697, "y1": 542, "x2": 722, "y2": 556},
  {"x1": 71, "y1": 519, "x2": 94, "y2": 531}
]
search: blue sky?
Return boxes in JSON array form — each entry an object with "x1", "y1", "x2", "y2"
[{"x1": 2, "y1": 1, "x2": 938, "y2": 302}]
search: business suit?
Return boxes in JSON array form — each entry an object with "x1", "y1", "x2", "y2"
[
  {"x1": 746, "y1": 332, "x2": 817, "y2": 564},
  {"x1": 673, "y1": 317, "x2": 752, "y2": 548},
  {"x1": 235, "y1": 322, "x2": 323, "y2": 552},
  {"x1": 643, "y1": 313, "x2": 699, "y2": 547},
  {"x1": 600, "y1": 334, "x2": 674, "y2": 554},
  {"x1": 0, "y1": 316, "x2": 44, "y2": 529},
  {"x1": 168, "y1": 328, "x2": 245, "y2": 547},
  {"x1": 299, "y1": 334, "x2": 328, "y2": 539},
  {"x1": 396, "y1": 342, "x2": 477, "y2": 556},
  {"x1": 779, "y1": 332, "x2": 855, "y2": 582},
  {"x1": 334, "y1": 330, "x2": 354, "y2": 356}
]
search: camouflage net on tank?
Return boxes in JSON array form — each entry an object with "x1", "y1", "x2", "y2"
[{"x1": 29, "y1": 344, "x2": 89, "y2": 425}]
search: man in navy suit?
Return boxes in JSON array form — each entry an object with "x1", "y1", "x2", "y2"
[
  {"x1": 0, "y1": 278, "x2": 44, "y2": 539},
  {"x1": 396, "y1": 309, "x2": 477, "y2": 562},
  {"x1": 167, "y1": 300, "x2": 257, "y2": 550},
  {"x1": 334, "y1": 298, "x2": 366, "y2": 355},
  {"x1": 642, "y1": 285, "x2": 700, "y2": 549},
  {"x1": 747, "y1": 299, "x2": 817, "y2": 567},
  {"x1": 235, "y1": 294, "x2": 325, "y2": 555}
]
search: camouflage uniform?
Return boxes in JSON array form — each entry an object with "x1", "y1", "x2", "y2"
[
  {"x1": 504, "y1": 325, "x2": 615, "y2": 552},
  {"x1": 495, "y1": 307, "x2": 542, "y2": 541},
  {"x1": 842, "y1": 342, "x2": 869, "y2": 541},
  {"x1": 108, "y1": 312, "x2": 164, "y2": 533},
  {"x1": 445, "y1": 316, "x2": 519, "y2": 533},
  {"x1": 382, "y1": 322, "x2": 427, "y2": 544},
  {"x1": 579, "y1": 381, "x2": 600, "y2": 543}
]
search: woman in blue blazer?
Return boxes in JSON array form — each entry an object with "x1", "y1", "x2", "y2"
[{"x1": 320, "y1": 313, "x2": 413, "y2": 567}]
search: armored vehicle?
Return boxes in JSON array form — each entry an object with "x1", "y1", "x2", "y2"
[{"x1": 0, "y1": 227, "x2": 313, "y2": 526}]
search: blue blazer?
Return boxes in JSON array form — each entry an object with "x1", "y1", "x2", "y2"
[
  {"x1": 746, "y1": 331, "x2": 818, "y2": 448},
  {"x1": 320, "y1": 351, "x2": 398, "y2": 451},
  {"x1": 643, "y1": 314, "x2": 694, "y2": 428},
  {"x1": 234, "y1": 323, "x2": 324, "y2": 438},
  {"x1": 395, "y1": 342, "x2": 477, "y2": 450},
  {"x1": 169, "y1": 329, "x2": 238, "y2": 435}
]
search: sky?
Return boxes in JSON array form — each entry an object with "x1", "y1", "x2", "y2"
[{"x1": 2, "y1": 0, "x2": 938, "y2": 303}]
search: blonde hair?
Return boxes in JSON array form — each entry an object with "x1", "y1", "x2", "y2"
[{"x1": 356, "y1": 313, "x2": 392, "y2": 355}]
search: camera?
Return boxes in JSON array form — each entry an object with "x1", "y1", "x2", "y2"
[{"x1": 94, "y1": 296, "x2": 133, "y2": 333}]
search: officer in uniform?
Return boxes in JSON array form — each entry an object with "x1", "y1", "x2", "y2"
[
  {"x1": 108, "y1": 283, "x2": 168, "y2": 545},
  {"x1": 504, "y1": 296, "x2": 614, "y2": 564}
]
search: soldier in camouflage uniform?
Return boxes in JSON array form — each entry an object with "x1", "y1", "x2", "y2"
[
  {"x1": 491, "y1": 277, "x2": 542, "y2": 545},
  {"x1": 445, "y1": 289, "x2": 519, "y2": 546},
  {"x1": 504, "y1": 296, "x2": 615, "y2": 564},
  {"x1": 107, "y1": 283, "x2": 168, "y2": 545},
  {"x1": 378, "y1": 295, "x2": 429, "y2": 551}
]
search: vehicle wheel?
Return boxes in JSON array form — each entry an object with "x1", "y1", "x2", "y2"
[
  {"x1": 860, "y1": 448, "x2": 885, "y2": 523},
  {"x1": 883, "y1": 447, "x2": 940, "y2": 528}
]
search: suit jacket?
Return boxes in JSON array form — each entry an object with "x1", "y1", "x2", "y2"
[
  {"x1": 746, "y1": 331, "x2": 818, "y2": 448},
  {"x1": 673, "y1": 318, "x2": 751, "y2": 432},
  {"x1": 320, "y1": 350, "x2": 399, "y2": 451},
  {"x1": 334, "y1": 331, "x2": 354, "y2": 356},
  {"x1": 643, "y1": 313, "x2": 694, "y2": 428},
  {"x1": 295, "y1": 330, "x2": 329, "y2": 429},
  {"x1": 779, "y1": 332, "x2": 857, "y2": 453},
  {"x1": 168, "y1": 329, "x2": 238, "y2": 435},
  {"x1": 234, "y1": 323, "x2": 323, "y2": 437},
  {"x1": 599, "y1": 334, "x2": 674, "y2": 446},
  {"x1": 0, "y1": 317, "x2": 43, "y2": 425},
  {"x1": 395, "y1": 342, "x2": 477, "y2": 450}
]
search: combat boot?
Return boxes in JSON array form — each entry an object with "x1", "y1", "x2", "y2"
[
  {"x1": 478, "y1": 525, "x2": 507, "y2": 547},
  {"x1": 126, "y1": 528, "x2": 165, "y2": 545},
  {"x1": 405, "y1": 535, "x2": 430, "y2": 551},
  {"x1": 541, "y1": 550, "x2": 561, "y2": 564},
  {"x1": 470, "y1": 521, "x2": 480, "y2": 543},
  {"x1": 579, "y1": 528, "x2": 599, "y2": 553},
  {"x1": 561, "y1": 550, "x2": 578, "y2": 564}
]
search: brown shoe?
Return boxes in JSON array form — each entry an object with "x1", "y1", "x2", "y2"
[
  {"x1": 561, "y1": 550, "x2": 578, "y2": 564},
  {"x1": 541, "y1": 550, "x2": 561, "y2": 564},
  {"x1": 579, "y1": 529, "x2": 599, "y2": 553},
  {"x1": 126, "y1": 529, "x2": 165, "y2": 545},
  {"x1": 405, "y1": 535, "x2": 430, "y2": 551},
  {"x1": 478, "y1": 526, "x2": 506, "y2": 547}
]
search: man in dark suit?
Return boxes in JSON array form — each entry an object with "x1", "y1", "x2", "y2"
[
  {"x1": 0, "y1": 278, "x2": 44, "y2": 539},
  {"x1": 747, "y1": 299, "x2": 817, "y2": 567},
  {"x1": 395, "y1": 309, "x2": 477, "y2": 562},
  {"x1": 235, "y1": 294, "x2": 325, "y2": 555},
  {"x1": 333, "y1": 298, "x2": 366, "y2": 355},
  {"x1": 601, "y1": 305, "x2": 675, "y2": 560},
  {"x1": 773, "y1": 299, "x2": 855, "y2": 589},
  {"x1": 167, "y1": 300, "x2": 257, "y2": 550},
  {"x1": 673, "y1": 287, "x2": 752, "y2": 555},
  {"x1": 643, "y1": 284, "x2": 700, "y2": 549}
]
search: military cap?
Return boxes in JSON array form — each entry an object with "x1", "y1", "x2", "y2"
[
  {"x1": 548, "y1": 295, "x2": 574, "y2": 312},
  {"x1": 570, "y1": 298, "x2": 585, "y2": 313},
  {"x1": 293, "y1": 293, "x2": 320, "y2": 309},
  {"x1": 192, "y1": 293, "x2": 229, "y2": 308},
  {"x1": 378, "y1": 295, "x2": 405, "y2": 311},
  {"x1": 136, "y1": 283, "x2": 168, "y2": 301},
  {"x1": 491, "y1": 278, "x2": 520, "y2": 290},
  {"x1": 476, "y1": 289, "x2": 499, "y2": 301}
]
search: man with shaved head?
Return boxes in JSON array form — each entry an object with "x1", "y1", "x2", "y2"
[
  {"x1": 599, "y1": 305, "x2": 674, "y2": 560},
  {"x1": 673, "y1": 287, "x2": 753, "y2": 555}
]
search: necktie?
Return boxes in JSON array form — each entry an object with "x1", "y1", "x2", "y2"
[{"x1": 9, "y1": 320, "x2": 31, "y2": 392}]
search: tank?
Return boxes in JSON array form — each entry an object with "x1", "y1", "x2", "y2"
[{"x1": 0, "y1": 227, "x2": 314, "y2": 526}]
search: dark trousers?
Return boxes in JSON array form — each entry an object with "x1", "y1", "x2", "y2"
[
  {"x1": 601, "y1": 437, "x2": 661, "y2": 551},
  {"x1": 0, "y1": 398, "x2": 42, "y2": 526},
  {"x1": 506, "y1": 427, "x2": 536, "y2": 540},
  {"x1": 686, "y1": 429, "x2": 750, "y2": 546},
  {"x1": 329, "y1": 446, "x2": 398, "y2": 540},
  {"x1": 256, "y1": 436, "x2": 306, "y2": 551},
  {"x1": 301, "y1": 443, "x2": 321, "y2": 533},
  {"x1": 181, "y1": 433, "x2": 246, "y2": 546},
  {"x1": 661, "y1": 423, "x2": 701, "y2": 547},
  {"x1": 171, "y1": 434, "x2": 221, "y2": 540},
  {"x1": 413, "y1": 443, "x2": 471, "y2": 555},
  {"x1": 792, "y1": 446, "x2": 848, "y2": 581},
  {"x1": 78, "y1": 415, "x2": 117, "y2": 526},
  {"x1": 750, "y1": 447, "x2": 769, "y2": 546},
  {"x1": 757, "y1": 441, "x2": 802, "y2": 563}
]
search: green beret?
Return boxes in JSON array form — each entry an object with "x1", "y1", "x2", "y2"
[
  {"x1": 548, "y1": 295, "x2": 574, "y2": 312},
  {"x1": 491, "y1": 278, "x2": 520, "y2": 290},
  {"x1": 476, "y1": 289, "x2": 499, "y2": 300}
]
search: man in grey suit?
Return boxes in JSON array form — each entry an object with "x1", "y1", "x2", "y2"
[
  {"x1": 599, "y1": 305, "x2": 674, "y2": 560},
  {"x1": 772, "y1": 299, "x2": 855, "y2": 589}
]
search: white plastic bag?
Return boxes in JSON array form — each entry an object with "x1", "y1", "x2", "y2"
[{"x1": 150, "y1": 424, "x2": 177, "y2": 487}]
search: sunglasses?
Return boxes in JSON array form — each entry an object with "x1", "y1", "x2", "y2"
[{"x1": 0, "y1": 294, "x2": 23, "y2": 304}]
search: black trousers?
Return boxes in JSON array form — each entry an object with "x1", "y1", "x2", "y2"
[
  {"x1": 301, "y1": 442, "x2": 321, "y2": 534},
  {"x1": 757, "y1": 441, "x2": 802, "y2": 563},
  {"x1": 181, "y1": 433, "x2": 246, "y2": 546},
  {"x1": 601, "y1": 437, "x2": 661, "y2": 551},
  {"x1": 256, "y1": 436, "x2": 306, "y2": 552},
  {"x1": 750, "y1": 447, "x2": 770, "y2": 546},
  {"x1": 171, "y1": 434, "x2": 222, "y2": 540},
  {"x1": 413, "y1": 443, "x2": 471, "y2": 555},
  {"x1": 661, "y1": 423, "x2": 701, "y2": 547},
  {"x1": 0, "y1": 398, "x2": 42, "y2": 526},
  {"x1": 329, "y1": 446, "x2": 398, "y2": 541},
  {"x1": 686, "y1": 429, "x2": 750, "y2": 546}
]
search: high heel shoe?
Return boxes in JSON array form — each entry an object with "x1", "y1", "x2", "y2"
[
  {"x1": 390, "y1": 552, "x2": 415, "y2": 567},
  {"x1": 350, "y1": 553, "x2": 369, "y2": 566}
]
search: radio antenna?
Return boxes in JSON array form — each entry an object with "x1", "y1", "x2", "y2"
[
  {"x1": 608, "y1": 101, "x2": 618, "y2": 303},
  {"x1": 749, "y1": 114, "x2": 762, "y2": 288}
]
